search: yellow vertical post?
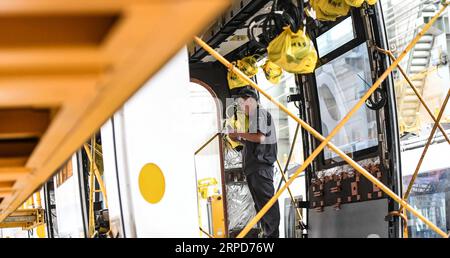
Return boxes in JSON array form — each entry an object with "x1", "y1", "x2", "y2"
[
  {"x1": 36, "y1": 191, "x2": 42, "y2": 209},
  {"x1": 88, "y1": 136, "x2": 96, "y2": 238},
  {"x1": 31, "y1": 194, "x2": 36, "y2": 208},
  {"x1": 26, "y1": 197, "x2": 33, "y2": 209}
]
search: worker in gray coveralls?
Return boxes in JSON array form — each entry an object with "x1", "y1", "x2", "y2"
[{"x1": 228, "y1": 86, "x2": 280, "y2": 238}]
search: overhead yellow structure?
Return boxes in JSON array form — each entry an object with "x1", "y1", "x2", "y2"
[{"x1": 0, "y1": 0, "x2": 230, "y2": 223}]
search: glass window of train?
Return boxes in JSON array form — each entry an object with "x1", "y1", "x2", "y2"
[
  {"x1": 314, "y1": 43, "x2": 378, "y2": 162},
  {"x1": 316, "y1": 16, "x2": 355, "y2": 58}
]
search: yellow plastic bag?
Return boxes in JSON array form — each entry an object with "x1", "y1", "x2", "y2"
[
  {"x1": 311, "y1": 0, "x2": 350, "y2": 21},
  {"x1": 262, "y1": 60, "x2": 283, "y2": 84},
  {"x1": 345, "y1": 0, "x2": 377, "y2": 7},
  {"x1": 313, "y1": 4, "x2": 341, "y2": 21},
  {"x1": 227, "y1": 56, "x2": 259, "y2": 89},
  {"x1": 267, "y1": 27, "x2": 318, "y2": 74},
  {"x1": 227, "y1": 64, "x2": 247, "y2": 90},
  {"x1": 291, "y1": 50, "x2": 318, "y2": 74},
  {"x1": 345, "y1": 0, "x2": 365, "y2": 7},
  {"x1": 239, "y1": 56, "x2": 259, "y2": 77}
]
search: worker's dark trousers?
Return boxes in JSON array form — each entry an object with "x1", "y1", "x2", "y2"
[{"x1": 246, "y1": 167, "x2": 280, "y2": 238}]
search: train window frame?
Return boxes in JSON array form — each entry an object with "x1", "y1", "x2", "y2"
[
  {"x1": 316, "y1": 16, "x2": 356, "y2": 58},
  {"x1": 308, "y1": 10, "x2": 380, "y2": 170}
]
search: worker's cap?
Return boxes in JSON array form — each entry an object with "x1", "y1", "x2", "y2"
[{"x1": 236, "y1": 86, "x2": 259, "y2": 101}]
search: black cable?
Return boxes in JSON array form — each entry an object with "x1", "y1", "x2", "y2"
[
  {"x1": 247, "y1": 0, "x2": 306, "y2": 50},
  {"x1": 356, "y1": 73, "x2": 387, "y2": 110}
]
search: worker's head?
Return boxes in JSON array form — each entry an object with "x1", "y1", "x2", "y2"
[{"x1": 236, "y1": 87, "x2": 259, "y2": 115}]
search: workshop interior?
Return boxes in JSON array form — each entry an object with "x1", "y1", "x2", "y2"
[{"x1": 0, "y1": 0, "x2": 450, "y2": 239}]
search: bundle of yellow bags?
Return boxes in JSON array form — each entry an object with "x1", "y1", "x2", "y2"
[
  {"x1": 267, "y1": 27, "x2": 318, "y2": 74},
  {"x1": 310, "y1": 0, "x2": 378, "y2": 21}
]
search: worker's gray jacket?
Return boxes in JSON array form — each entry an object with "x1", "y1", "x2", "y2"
[{"x1": 242, "y1": 107, "x2": 277, "y2": 175}]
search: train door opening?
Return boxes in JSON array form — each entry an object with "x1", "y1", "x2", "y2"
[{"x1": 189, "y1": 80, "x2": 227, "y2": 238}]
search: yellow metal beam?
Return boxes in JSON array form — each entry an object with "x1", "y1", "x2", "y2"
[
  {"x1": 0, "y1": 0, "x2": 230, "y2": 223},
  {"x1": 0, "y1": 189, "x2": 13, "y2": 198},
  {"x1": 0, "y1": 167, "x2": 30, "y2": 182}
]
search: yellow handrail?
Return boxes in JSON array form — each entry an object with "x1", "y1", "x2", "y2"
[
  {"x1": 193, "y1": 1, "x2": 449, "y2": 238},
  {"x1": 194, "y1": 133, "x2": 220, "y2": 155}
]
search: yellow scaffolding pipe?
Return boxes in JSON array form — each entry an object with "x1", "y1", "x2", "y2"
[
  {"x1": 402, "y1": 90, "x2": 450, "y2": 206},
  {"x1": 276, "y1": 160, "x2": 304, "y2": 223},
  {"x1": 377, "y1": 48, "x2": 450, "y2": 144},
  {"x1": 193, "y1": 2, "x2": 449, "y2": 238},
  {"x1": 83, "y1": 144, "x2": 109, "y2": 209}
]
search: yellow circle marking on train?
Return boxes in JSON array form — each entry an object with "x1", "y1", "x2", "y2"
[{"x1": 138, "y1": 163, "x2": 165, "y2": 204}]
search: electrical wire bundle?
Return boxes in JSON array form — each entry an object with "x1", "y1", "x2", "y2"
[{"x1": 247, "y1": 0, "x2": 305, "y2": 50}]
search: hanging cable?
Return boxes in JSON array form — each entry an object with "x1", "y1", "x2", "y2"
[{"x1": 247, "y1": 0, "x2": 305, "y2": 50}]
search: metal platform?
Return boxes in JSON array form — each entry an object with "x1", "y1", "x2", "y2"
[{"x1": 0, "y1": 208, "x2": 45, "y2": 230}]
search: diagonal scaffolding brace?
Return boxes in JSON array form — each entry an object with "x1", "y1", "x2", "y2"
[
  {"x1": 275, "y1": 159, "x2": 305, "y2": 230},
  {"x1": 193, "y1": 1, "x2": 449, "y2": 238},
  {"x1": 276, "y1": 123, "x2": 301, "y2": 193},
  {"x1": 402, "y1": 90, "x2": 450, "y2": 204},
  {"x1": 376, "y1": 47, "x2": 450, "y2": 144}
]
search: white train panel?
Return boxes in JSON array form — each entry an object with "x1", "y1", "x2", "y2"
[{"x1": 101, "y1": 48, "x2": 200, "y2": 237}]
